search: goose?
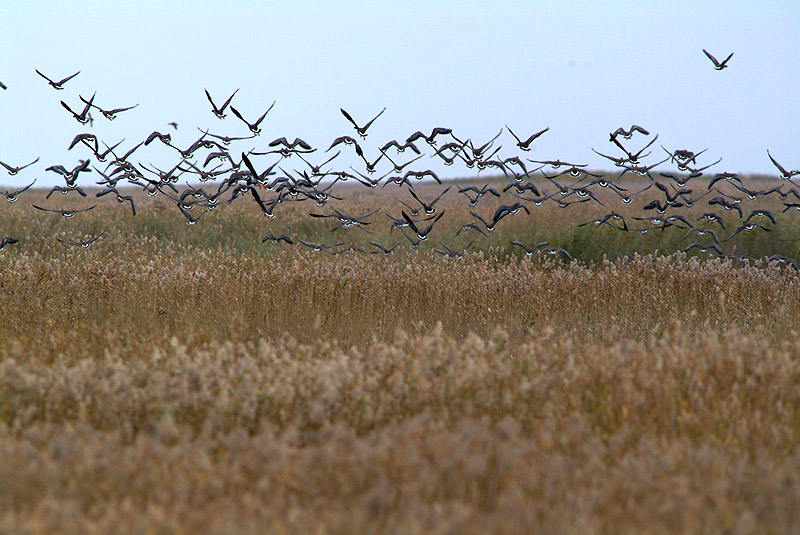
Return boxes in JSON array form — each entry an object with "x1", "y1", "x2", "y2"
[
  {"x1": 96, "y1": 186, "x2": 136, "y2": 216},
  {"x1": 370, "y1": 242, "x2": 400, "y2": 255},
  {"x1": 35, "y1": 69, "x2": 80, "y2": 90},
  {"x1": 340, "y1": 107, "x2": 386, "y2": 138},
  {"x1": 766, "y1": 150, "x2": 799, "y2": 180},
  {"x1": 230, "y1": 101, "x2": 275, "y2": 135},
  {"x1": 56, "y1": 232, "x2": 105, "y2": 248},
  {"x1": 610, "y1": 125, "x2": 649, "y2": 140},
  {"x1": 205, "y1": 88, "x2": 239, "y2": 119},
  {"x1": 724, "y1": 222, "x2": 771, "y2": 241},
  {"x1": 32, "y1": 204, "x2": 96, "y2": 219},
  {"x1": 0, "y1": 157, "x2": 39, "y2": 176},
  {"x1": 298, "y1": 240, "x2": 344, "y2": 252},
  {"x1": 79, "y1": 95, "x2": 138, "y2": 121},
  {"x1": 402, "y1": 210, "x2": 445, "y2": 241},
  {"x1": 2, "y1": 179, "x2": 36, "y2": 202},
  {"x1": 262, "y1": 234, "x2": 294, "y2": 245},
  {"x1": 61, "y1": 92, "x2": 95, "y2": 124},
  {"x1": 511, "y1": 240, "x2": 549, "y2": 256},
  {"x1": 702, "y1": 49, "x2": 733, "y2": 70},
  {"x1": 380, "y1": 139, "x2": 421, "y2": 154},
  {"x1": 506, "y1": 125, "x2": 549, "y2": 151},
  {"x1": 685, "y1": 243, "x2": 723, "y2": 255}
]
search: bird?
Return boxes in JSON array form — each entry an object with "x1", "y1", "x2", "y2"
[
  {"x1": 456, "y1": 223, "x2": 488, "y2": 237},
  {"x1": 205, "y1": 88, "x2": 239, "y2": 119},
  {"x1": 96, "y1": 186, "x2": 136, "y2": 216},
  {"x1": 685, "y1": 243, "x2": 723, "y2": 255},
  {"x1": 79, "y1": 95, "x2": 139, "y2": 121},
  {"x1": 697, "y1": 212, "x2": 726, "y2": 230},
  {"x1": 578, "y1": 212, "x2": 628, "y2": 231},
  {"x1": 32, "y1": 204, "x2": 97, "y2": 219},
  {"x1": 340, "y1": 107, "x2": 386, "y2": 138},
  {"x1": 511, "y1": 240, "x2": 549, "y2": 256},
  {"x1": 298, "y1": 240, "x2": 344, "y2": 252},
  {"x1": 707, "y1": 172, "x2": 742, "y2": 189},
  {"x1": 2, "y1": 179, "x2": 36, "y2": 202},
  {"x1": 744, "y1": 209, "x2": 776, "y2": 225},
  {"x1": 766, "y1": 255, "x2": 799, "y2": 273},
  {"x1": 47, "y1": 185, "x2": 87, "y2": 198},
  {"x1": 724, "y1": 222, "x2": 771, "y2": 241},
  {"x1": 380, "y1": 139, "x2": 421, "y2": 154},
  {"x1": 506, "y1": 126, "x2": 549, "y2": 151},
  {"x1": 0, "y1": 237, "x2": 18, "y2": 251},
  {"x1": 433, "y1": 241, "x2": 473, "y2": 258},
  {"x1": 262, "y1": 234, "x2": 294, "y2": 245},
  {"x1": 0, "y1": 157, "x2": 40, "y2": 175},
  {"x1": 35, "y1": 69, "x2": 80, "y2": 90},
  {"x1": 61, "y1": 92, "x2": 96, "y2": 124},
  {"x1": 685, "y1": 227, "x2": 720, "y2": 244},
  {"x1": 542, "y1": 247, "x2": 574, "y2": 261},
  {"x1": 380, "y1": 150, "x2": 424, "y2": 174},
  {"x1": 766, "y1": 150, "x2": 799, "y2": 180},
  {"x1": 406, "y1": 127, "x2": 456, "y2": 146},
  {"x1": 407, "y1": 185, "x2": 450, "y2": 215},
  {"x1": 269, "y1": 137, "x2": 313, "y2": 150},
  {"x1": 470, "y1": 203, "x2": 529, "y2": 232},
  {"x1": 168, "y1": 122, "x2": 179, "y2": 130},
  {"x1": 230, "y1": 101, "x2": 275, "y2": 135},
  {"x1": 56, "y1": 232, "x2": 105, "y2": 248},
  {"x1": 201, "y1": 129, "x2": 256, "y2": 146},
  {"x1": 68, "y1": 133, "x2": 98, "y2": 152},
  {"x1": 402, "y1": 210, "x2": 445, "y2": 241},
  {"x1": 370, "y1": 242, "x2": 400, "y2": 255},
  {"x1": 702, "y1": 49, "x2": 734, "y2": 70},
  {"x1": 610, "y1": 125, "x2": 649, "y2": 140}
]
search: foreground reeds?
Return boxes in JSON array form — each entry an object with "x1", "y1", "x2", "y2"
[{"x1": 1, "y1": 187, "x2": 800, "y2": 533}]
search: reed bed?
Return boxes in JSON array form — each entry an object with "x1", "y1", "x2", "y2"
[{"x1": 1, "y1": 181, "x2": 799, "y2": 533}]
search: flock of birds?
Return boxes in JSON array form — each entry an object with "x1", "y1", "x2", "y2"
[{"x1": 1, "y1": 51, "x2": 799, "y2": 271}]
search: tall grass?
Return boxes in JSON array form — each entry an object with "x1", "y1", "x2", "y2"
[{"x1": 1, "y1": 180, "x2": 799, "y2": 533}]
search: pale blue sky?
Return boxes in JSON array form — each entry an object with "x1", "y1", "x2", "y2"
[{"x1": 1, "y1": 0, "x2": 798, "y2": 187}]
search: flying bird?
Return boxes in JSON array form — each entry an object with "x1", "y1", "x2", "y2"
[
  {"x1": 2, "y1": 179, "x2": 36, "y2": 202},
  {"x1": 32, "y1": 204, "x2": 97, "y2": 219},
  {"x1": 0, "y1": 157, "x2": 40, "y2": 175},
  {"x1": 767, "y1": 150, "x2": 799, "y2": 180},
  {"x1": 506, "y1": 125, "x2": 549, "y2": 151},
  {"x1": 702, "y1": 49, "x2": 734, "y2": 70},
  {"x1": 35, "y1": 69, "x2": 80, "y2": 90},
  {"x1": 230, "y1": 101, "x2": 275, "y2": 135},
  {"x1": 0, "y1": 237, "x2": 18, "y2": 251},
  {"x1": 205, "y1": 88, "x2": 239, "y2": 119},
  {"x1": 340, "y1": 107, "x2": 386, "y2": 138},
  {"x1": 57, "y1": 232, "x2": 105, "y2": 248}
]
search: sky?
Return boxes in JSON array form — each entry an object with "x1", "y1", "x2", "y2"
[{"x1": 1, "y1": 0, "x2": 799, "y2": 188}]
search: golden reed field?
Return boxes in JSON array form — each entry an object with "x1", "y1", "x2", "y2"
[{"x1": 1, "y1": 181, "x2": 800, "y2": 534}]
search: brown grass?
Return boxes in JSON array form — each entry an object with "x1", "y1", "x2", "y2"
[{"x1": 1, "y1": 181, "x2": 800, "y2": 533}]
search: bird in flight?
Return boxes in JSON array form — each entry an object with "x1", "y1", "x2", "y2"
[
  {"x1": 702, "y1": 49, "x2": 734, "y2": 70},
  {"x1": 205, "y1": 88, "x2": 239, "y2": 119},
  {"x1": 0, "y1": 157, "x2": 39, "y2": 175},
  {"x1": 35, "y1": 69, "x2": 80, "y2": 90},
  {"x1": 767, "y1": 150, "x2": 799, "y2": 180},
  {"x1": 2, "y1": 179, "x2": 36, "y2": 202},
  {"x1": 230, "y1": 101, "x2": 275, "y2": 135},
  {"x1": 57, "y1": 232, "x2": 105, "y2": 248},
  {"x1": 340, "y1": 107, "x2": 386, "y2": 139},
  {"x1": 506, "y1": 125, "x2": 549, "y2": 151},
  {"x1": 0, "y1": 237, "x2": 18, "y2": 251},
  {"x1": 32, "y1": 204, "x2": 97, "y2": 219}
]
